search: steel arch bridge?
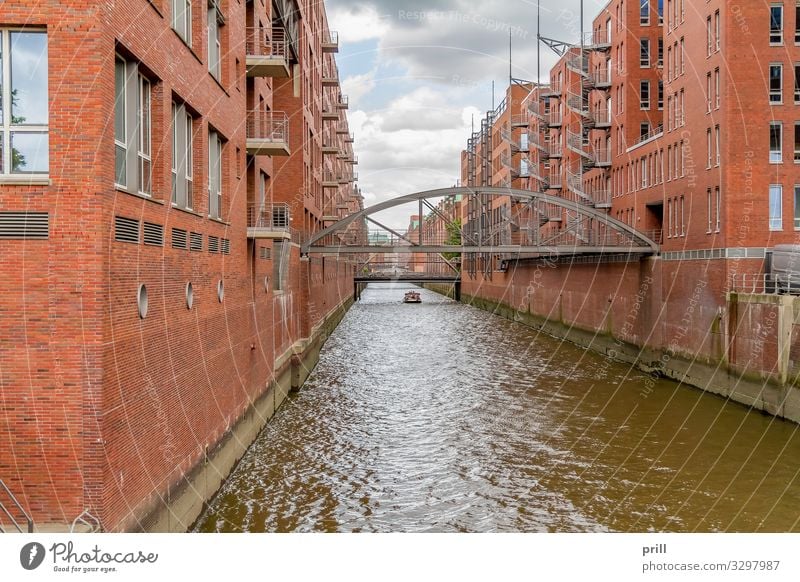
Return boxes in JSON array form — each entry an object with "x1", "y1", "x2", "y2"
[{"x1": 302, "y1": 186, "x2": 659, "y2": 256}]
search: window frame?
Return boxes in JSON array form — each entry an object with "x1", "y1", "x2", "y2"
[
  {"x1": 770, "y1": 122, "x2": 783, "y2": 163},
  {"x1": 172, "y1": 0, "x2": 193, "y2": 46},
  {"x1": 2, "y1": 28, "x2": 49, "y2": 178},
  {"x1": 770, "y1": 184, "x2": 783, "y2": 230}
]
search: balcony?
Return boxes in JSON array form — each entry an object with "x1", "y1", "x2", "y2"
[
  {"x1": 322, "y1": 62, "x2": 339, "y2": 86},
  {"x1": 336, "y1": 121, "x2": 349, "y2": 135},
  {"x1": 345, "y1": 133, "x2": 354, "y2": 143},
  {"x1": 547, "y1": 110, "x2": 562, "y2": 127},
  {"x1": 322, "y1": 100, "x2": 339, "y2": 120},
  {"x1": 349, "y1": 155, "x2": 359, "y2": 165},
  {"x1": 539, "y1": 82, "x2": 562, "y2": 99},
  {"x1": 336, "y1": 94, "x2": 349, "y2": 109},
  {"x1": 528, "y1": 101, "x2": 544, "y2": 120},
  {"x1": 588, "y1": 107, "x2": 611, "y2": 129},
  {"x1": 585, "y1": 68, "x2": 612, "y2": 89},
  {"x1": 322, "y1": 30, "x2": 339, "y2": 53},
  {"x1": 547, "y1": 143, "x2": 563, "y2": 159},
  {"x1": 322, "y1": 142, "x2": 339, "y2": 154},
  {"x1": 590, "y1": 189, "x2": 612, "y2": 209},
  {"x1": 247, "y1": 203, "x2": 291, "y2": 239},
  {"x1": 582, "y1": 31, "x2": 612, "y2": 52},
  {"x1": 546, "y1": 170, "x2": 562, "y2": 189},
  {"x1": 566, "y1": 53, "x2": 589, "y2": 77},
  {"x1": 323, "y1": 172, "x2": 339, "y2": 188},
  {"x1": 246, "y1": 111, "x2": 290, "y2": 156},
  {"x1": 511, "y1": 113, "x2": 529, "y2": 128},
  {"x1": 246, "y1": 27, "x2": 290, "y2": 78}
]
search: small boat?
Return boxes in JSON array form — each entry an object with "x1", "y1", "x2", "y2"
[{"x1": 403, "y1": 291, "x2": 422, "y2": 303}]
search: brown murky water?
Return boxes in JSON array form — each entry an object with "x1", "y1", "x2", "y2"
[{"x1": 194, "y1": 284, "x2": 800, "y2": 532}]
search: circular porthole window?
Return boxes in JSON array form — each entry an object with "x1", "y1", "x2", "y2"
[
  {"x1": 186, "y1": 282, "x2": 194, "y2": 310},
  {"x1": 137, "y1": 284, "x2": 148, "y2": 319},
  {"x1": 217, "y1": 280, "x2": 224, "y2": 303}
]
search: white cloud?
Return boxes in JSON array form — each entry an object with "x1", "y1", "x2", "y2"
[
  {"x1": 341, "y1": 71, "x2": 377, "y2": 108},
  {"x1": 349, "y1": 87, "x2": 479, "y2": 227},
  {"x1": 328, "y1": 5, "x2": 391, "y2": 44}
]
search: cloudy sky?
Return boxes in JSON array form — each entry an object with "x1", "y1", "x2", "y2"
[{"x1": 328, "y1": 0, "x2": 607, "y2": 228}]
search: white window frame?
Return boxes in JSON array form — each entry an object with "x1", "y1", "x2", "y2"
[
  {"x1": 137, "y1": 75, "x2": 152, "y2": 196},
  {"x1": 172, "y1": 0, "x2": 193, "y2": 45},
  {"x1": 640, "y1": 80, "x2": 650, "y2": 109},
  {"x1": 770, "y1": 184, "x2": 783, "y2": 230},
  {"x1": 770, "y1": 63, "x2": 783, "y2": 104},
  {"x1": 207, "y1": 1, "x2": 222, "y2": 80},
  {"x1": 640, "y1": 38, "x2": 650, "y2": 67},
  {"x1": 770, "y1": 122, "x2": 783, "y2": 163},
  {"x1": 208, "y1": 130, "x2": 223, "y2": 220},
  {"x1": 2, "y1": 29, "x2": 49, "y2": 178},
  {"x1": 171, "y1": 102, "x2": 194, "y2": 210},
  {"x1": 771, "y1": 5, "x2": 784, "y2": 45}
]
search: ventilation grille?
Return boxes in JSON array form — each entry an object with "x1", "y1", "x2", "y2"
[
  {"x1": 114, "y1": 216, "x2": 140, "y2": 244},
  {"x1": 190, "y1": 232, "x2": 203, "y2": 252},
  {"x1": 143, "y1": 222, "x2": 164, "y2": 246},
  {"x1": 172, "y1": 228, "x2": 187, "y2": 250},
  {"x1": 221, "y1": 238, "x2": 230, "y2": 255},
  {"x1": 0, "y1": 212, "x2": 49, "y2": 239},
  {"x1": 208, "y1": 235, "x2": 219, "y2": 253},
  {"x1": 260, "y1": 247, "x2": 271, "y2": 260}
]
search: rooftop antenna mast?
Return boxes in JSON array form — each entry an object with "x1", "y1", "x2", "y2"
[
  {"x1": 537, "y1": 0, "x2": 541, "y2": 84},
  {"x1": 509, "y1": 28, "x2": 513, "y2": 86}
]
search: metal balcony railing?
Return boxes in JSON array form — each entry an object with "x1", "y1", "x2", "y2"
[
  {"x1": 246, "y1": 110, "x2": 289, "y2": 155},
  {"x1": 589, "y1": 107, "x2": 611, "y2": 128},
  {"x1": 322, "y1": 29, "x2": 339, "y2": 52},
  {"x1": 323, "y1": 171, "x2": 338, "y2": 186},
  {"x1": 548, "y1": 143, "x2": 563, "y2": 158},
  {"x1": 582, "y1": 31, "x2": 612, "y2": 50},
  {"x1": 540, "y1": 82, "x2": 562, "y2": 99},
  {"x1": 248, "y1": 203, "x2": 290, "y2": 231},
  {"x1": 528, "y1": 100, "x2": 544, "y2": 119},
  {"x1": 547, "y1": 170, "x2": 562, "y2": 188},
  {"x1": 548, "y1": 109, "x2": 562, "y2": 126},
  {"x1": 245, "y1": 26, "x2": 290, "y2": 78},
  {"x1": 566, "y1": 53, "x2": 589, "y2": 76},
  {"x1": 322, "y1": 61, "x2": 339, "y2": 85},
  {"x1": 589, "y1": 189, "x2": 612, "y2": 207},
  {"x1": 631, "y1": 124, "x2": 664, "y2": 148},
  {"x1": 246, "y1": 26, "x2": 288, "y2": 60},
  {"x1": 336, "y1": 94, "x2": 349, "y2": 109},
  {"x1": 586, "y1": 68, "x2": 612, "y2": 88},
  {"x1": 511, "y1": 113, "x2": 529, "y2": 127}
]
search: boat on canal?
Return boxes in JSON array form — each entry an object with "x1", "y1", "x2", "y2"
[{"x1": 403, "y1": 291, "x2": 422, "y2": 303}]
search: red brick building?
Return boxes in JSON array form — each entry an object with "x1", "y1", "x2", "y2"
[
  {"x1": 0, "y1": 0, "x2": 363, "y2": 532},
  {"x1": 455, "y1": 0, "x2": 800, "y2": 420}
]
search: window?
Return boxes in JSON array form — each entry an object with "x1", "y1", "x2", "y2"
[
  {"x1": 796, "y1": 4, "x2": 800, "y2": 43},
  {"x1": 680, "y1": 37, "x2": 685, "y2": 74},
  {"x1": 770, "y1": 64, "x2": 783, "y2": 103},
  {"x1": 706, "y1": 73, "x2": 712, "y2": 112},
  {"x1": 707, "y1": 16, "x2": 712, "y2": 55},
  {"x1": 115, "y1": 56, "x2": 152, "y2": 195},
  {"x1": 1, "y1": 30, "x2": 49, "y2": 176},
  {"x1": 795, "y1": 185, "x2": 800, "y2": 229},
  {"x1": 715, "y1": 187, "x2": 721, "y2": 232},
  {"x1": 715, "y1": 68, "x2": 720, "y2": 108},
  {"x1": 770, "y1": 5, "x2": 783, "y2": 45},
  {"x1": 657, "y1": 38, "x2": 663, "y2": 67},
  {"x1": 640, "y1": 80, "x2": 650, "y2": 109},
  {"x1": 795, "y1": 64, "x2": 800, "y2": 103},
  {"x1": 207, "y1": 1, "x2": 222, "y2": 80},
  {"x1": 173, "y1": 0, "x2": 192, "y2": 45},
  {"x1": 640, "y1": 122, "x2": 650, "y2": 140},
  {"x1": 171, "y1": 102, "x2": 194, "y2": 209},
  {"x1": 770, "y1": 184, "x2": 783, "y2": 230},
  {"x1": 641, "y1": 0, "x2": 650, "y2": 25},
  {"x1": 680, "y1": 196, "x2": 685, "y2": 236},
  {"x1": 707, "y1": 128, "x2": 713, "y2": 168},
  {"x1": 640, "y1": 38, "x2": 650, "y2": 67},
  {"x1": 770, "y1": 122, "x2": 783, "y2": 163},
  {"x1": 795, "y1": 123, "x2": 800, "y2": 162},
  {"x1": 208, "y1": 130, "x2": 223, "y2": 219},
  {"x1": 658, "y1": 80, "x2": 664, "y2": 110},
  {"x1": 707, "y1": 188, "x2": 713, "y2": 233},
  {"x1": 715, "y1": 125, "x2": 720, "y2": 166},
  {"x1": 714, "y1": 10, "x2": 720, "y2": 51}
]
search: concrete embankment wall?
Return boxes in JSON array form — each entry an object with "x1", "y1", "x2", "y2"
[{"x1": 449, "y1": 257, "x2": 800, "y2": 424}]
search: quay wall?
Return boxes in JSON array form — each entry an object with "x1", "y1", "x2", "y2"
[{"x1": 458, "y1": 257, "x2": 800, "y2": 423}]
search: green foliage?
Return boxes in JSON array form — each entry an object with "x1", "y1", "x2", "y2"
[{"x1": 442, "y1": 218, "x2": 462, "y2": 262}]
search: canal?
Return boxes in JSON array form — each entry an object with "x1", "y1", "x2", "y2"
[{"x1": 194, "y1": 284, "x2": 800, "y2": 532}]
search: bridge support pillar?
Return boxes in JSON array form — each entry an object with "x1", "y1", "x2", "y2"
[{"x1": 454, "y1": 281, "x2": 462, "y2": 302}]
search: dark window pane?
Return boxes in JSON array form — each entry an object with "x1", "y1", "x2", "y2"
[{"x1": 10, "y1": 32, "x2": 48, "y2": 125}]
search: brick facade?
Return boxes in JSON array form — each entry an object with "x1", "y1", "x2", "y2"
[{"x1": 0, "y1": 0, "x2": 363, "y2": 531}]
